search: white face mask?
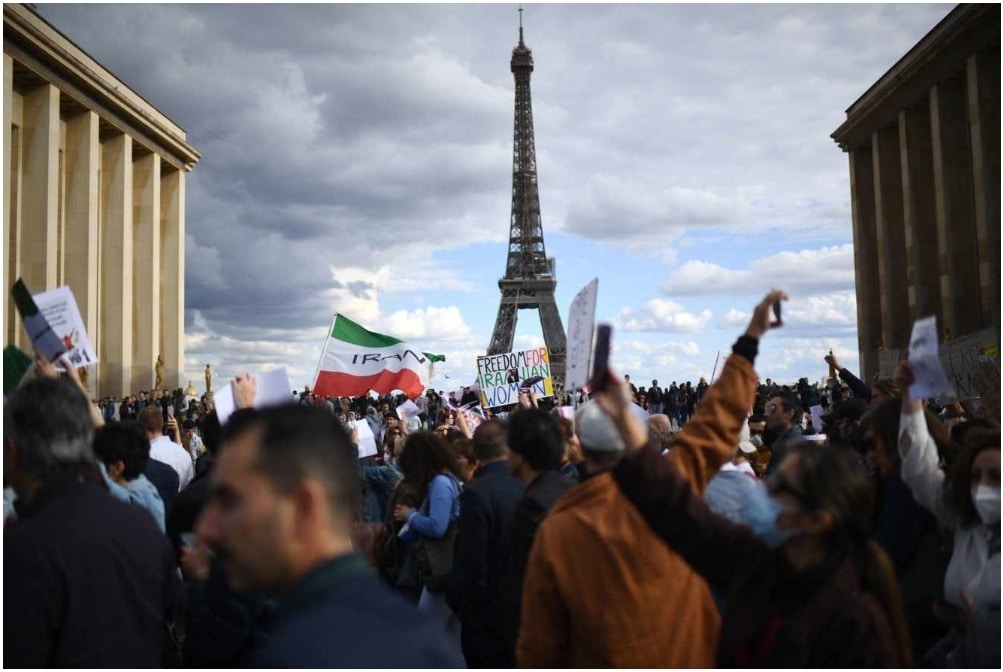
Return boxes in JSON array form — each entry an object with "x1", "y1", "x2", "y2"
[{"x1": 971, "y1": 485, "x2": 1001, "y2": 526}]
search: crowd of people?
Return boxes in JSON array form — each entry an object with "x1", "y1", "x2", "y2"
[{"x1": 3, "y1": 289, "x2": 999, "y2": 668}]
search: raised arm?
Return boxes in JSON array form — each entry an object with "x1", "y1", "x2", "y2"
[
  {"x1": 826, "y1": 352, "x2": 873, "y2": 401},
  {"x1": 895, "y1": 361, "x2": 952, "y2": 528},
  {"x1": 666, "y1": 291, "x2": 781, "y2": 492}
]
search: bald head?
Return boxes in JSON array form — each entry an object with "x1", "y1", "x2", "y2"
[{"x1": 648, "y1": 414, "x2": 671, "y2": 435}]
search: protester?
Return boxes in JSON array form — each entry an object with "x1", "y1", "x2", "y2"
[
  {"x1": 517, "y1": 292, "x2": 774, "y2": 668},
  {"x1": 93, "y1": 421, "x2": 167, "y2": 533},
  {"x1": 555, "y1": 415, "x2": 584, "y2": 483},
  {"x1": 859, "y1": 397, "x2": 952, "y2": 660},
  {"x1": 393, "y1": 432, "x2": 464, "y2": 650},
  {"x1": 195, "y1": 404, "x2": 462, "y2": 667},
  {"x1": 895, "y1": 361, "x2": 1001, "y2": 668},
  {"x1": 447, "y1": 420, "x2": 523, "y2": 668},
  {"x1": 499, "y1": 408, "x2": 574, "y2": 666},
  {"x1": 763, "y1": 390, "x2": 803, "y2": 476},
  {"x1": 596, "y1": 292, "x2": 911, "y2": 666},
  {"x1": 4, "y1": 377, "x2": 181, "y2": 667},
  {"x1": 140, "y1": 405, "x2": 193, "y2": 490}
]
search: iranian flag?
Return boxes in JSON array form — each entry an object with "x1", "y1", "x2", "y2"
[{"x1": 313, "y1": 314, "x2": 445, "y2": 399}]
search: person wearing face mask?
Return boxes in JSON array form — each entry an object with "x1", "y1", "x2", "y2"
[
  {"x1": 595, "y1": 370, "x2": 912, "y2": 663},
  {"x1": 894, "y1": 362, "x2": 1001, "y2": 668}
]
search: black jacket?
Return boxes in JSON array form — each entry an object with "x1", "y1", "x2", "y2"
[
  {"x1": 446, "y1": 460, "x2": 523, "y2": 668},
  {"x1": 252, "y1": 554, "x2": 463, "y2": 668},
  {"x1": 497, "y1": 470, "x2": 575, "y2": 667},
  {"x1": 4, "y1": 470, "x2": 181, "y2": 668},
  {"x1": 145, "y1": 457, "x2": 180, "y2": 515}
]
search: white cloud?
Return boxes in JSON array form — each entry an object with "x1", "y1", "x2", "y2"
[
  {"x1": 661, "y1": 244, "x2": 855, "y2": 297},
  {"x1": 614, "y1": 298, "x2": 712, "y2": 333}
]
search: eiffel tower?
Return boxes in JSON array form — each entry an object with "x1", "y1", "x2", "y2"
[{"x1": 487, "y1": 9, "x2": 567, "y2": 389}]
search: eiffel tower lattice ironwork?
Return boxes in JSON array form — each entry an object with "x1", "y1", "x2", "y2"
[{"x1": 487, "y1": 11, "x2": 567, "y2": 389}]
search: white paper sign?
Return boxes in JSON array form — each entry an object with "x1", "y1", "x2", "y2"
[
  {"x1": 33, "y1": 286, "x2": 98, "y2": 369},
  {"x1": 565, "y1": 278, "x2": 599, "y2": 391},
  {"x1": 810, "y1": 404, "x2": 824, "y2": 431},
  {"x1": 351, "y1": 419, "x2": 379, "y2": 458},
  {"x1": 396, "y1": 399, "x2": 421, "y2": 420},
  {"x1": 908, "y1": 316, "x2": 954, "y2": 399},
  {"x1": 214, "y1": 368, "x2": 293, "y2": 425}
]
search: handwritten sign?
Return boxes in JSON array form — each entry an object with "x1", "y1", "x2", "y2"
[
  {"x1": 476, "y1": 347, "x2": 554, "y2": 408},
  {"x1": 565, "y1": 278, "x2": 598, "y2": 391}
]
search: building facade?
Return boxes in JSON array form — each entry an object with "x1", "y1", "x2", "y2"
[
  {"x1": 4, "y1": 3, "x2": 200, "y2": 397},
  {"x1": 831, "y1": 4, "x2": 1000, "y2": 381}
]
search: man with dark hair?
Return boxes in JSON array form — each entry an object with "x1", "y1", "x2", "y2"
[
  {"x1": 447, "y1": 419, "x2": 524, "y2": 668},
  {"x1": 4, "y1": 378, "x2": 180, "y2": 667},
  {"x1": 764, "y1": 390, "x2": 803, "y2": 476},
  {"x1": 196, "y1": 403, "x2": 462, "y2": 667},
  {"x1": 497, "y1": 408, "x2": 574, "y2": 666},
  {"x1": 93, "y1": 422, "x2": 166, "y2": 532}
]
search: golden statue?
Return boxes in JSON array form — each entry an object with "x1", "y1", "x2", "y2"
[
  {"x1": 205, "y1": 363, "x2": 213, "y2": 394},
  {"x1": 185, "y1": 379, "x2": 197, "y2": 397},
  {"x1": 155, "y1": 354, "x2": 165, "y2": 389},
  {"x1": 79, "y1": 365, "x2": 89, "y2": 390}
]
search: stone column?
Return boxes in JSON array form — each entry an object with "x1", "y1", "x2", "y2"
[
  {"x1": 872, "y1": 124, "x2": 910, "y2": 350},
  {"x1": 99, "y1": 133, "x2": 133, "y2": 397},
  {"x1": 63, "y1": 111, "x2": 100, "y2": 374},
  {"x1": 132, "y1": 151, "x2": 161, "y2": 393},
  {"x1": 3, "y1": 54, "x2": 13, "y2": 345},
  {"x1": 849, "y1": 145, "x2": 881, "y2": 380},
  {"x1": 899, "y1": 103, "x2": 942, "y2": 325},
  {"x1": 966, "y1": 50, "x2": 1001, "y2": 342},
  {"x1": 930, "y1": 78, "x2": 981, "y2": 338},
  {"x1": 18, "y1": 83, "x2": 60, "y2": 349},
  {"x1": 160, "y1": 168, "x2": 185, "y2": 390}
]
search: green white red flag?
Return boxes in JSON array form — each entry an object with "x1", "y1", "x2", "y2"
[{"x1": 312, "y1": 314, "x2": 445, "y2": 399}]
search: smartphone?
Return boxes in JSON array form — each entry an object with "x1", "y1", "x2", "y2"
[
  {"x1": 591, "y1": 323, "x2": 612, "y2": 390},
  {"x1": 167, "y1": 404, "x2": 174, "y2": 417},
  {"x1": 772, "y1": 300, "x2": 782, "y2": 325}
]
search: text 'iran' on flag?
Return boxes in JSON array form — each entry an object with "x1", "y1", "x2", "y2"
[{"x1": 312, "y1": 314, "x2": 445, "y2": 399}]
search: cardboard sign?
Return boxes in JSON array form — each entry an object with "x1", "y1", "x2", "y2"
[
  {"x1": 565, "y1": 278, "x2": 598, "y2": 391},
  {"x1": 476, "y1": 347, "x2": 554, "y2": 408}
]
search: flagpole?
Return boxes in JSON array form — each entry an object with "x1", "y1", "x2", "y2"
[
  {"x1": 312, "y1": 313, "x2": 338, "y2": 394},
  {"x1": 709, "y1": 350, "x2": 721, "y2": 382}
]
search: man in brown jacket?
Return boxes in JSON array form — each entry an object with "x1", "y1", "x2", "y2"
[{"x1": 516, "y1": 293, "x2": 772, "y2": 668}]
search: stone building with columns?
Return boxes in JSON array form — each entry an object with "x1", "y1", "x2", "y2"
[
  {"x1": 4, "y1": 3, "x2": 200, "y2": 397},
  {"x1": 831, "y1": 4, "x2": 1000, "y2": 381}
]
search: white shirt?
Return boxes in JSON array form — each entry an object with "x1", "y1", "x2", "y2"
[
  {"x1": 720, "y1": 461, "x2": 757, "y2": 477},
  {"x1": 150, "y1": 435, "x2": 194, "y2": 491}
]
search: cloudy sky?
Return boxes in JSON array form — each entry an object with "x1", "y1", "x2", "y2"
[{"x1": 40, "y1": 3, "x2": 953, "y2": 391}]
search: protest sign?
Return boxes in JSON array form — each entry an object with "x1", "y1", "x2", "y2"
[
  {"x1": 476, "y1": 347, "x2": 554, "y2": 408},
  {"x1": 214, "y1": 368, "x2": 293, "y2": 425},
  {"x1": 10, "y1": 279, "x2": 68, "y2": 363},
  {"x1": 351, "y1": 419, "x2": 379, "y2": 458},
  {"x1": 907, "y1": 316, "x2": 953, "y2": 400},
  {"x1": 33, "y1": 285, "x2": 98, "y2": 370},
  {"x1": 565, "y1": 278, "x2": 598, "y2": 391},
  {"x1": 809, "y1": 404, "x2": 824, "y2": 432},
  {"x1": 396, "y1": 399, "x2": 421, "y2": 420},
  {"x1": 457, "y1": 403, "x2": 486, "y2": 433}
]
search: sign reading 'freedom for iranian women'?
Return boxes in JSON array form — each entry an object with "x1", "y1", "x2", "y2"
[{"x1": 476, "y1": 347, "x2": 554, "y2": 408}]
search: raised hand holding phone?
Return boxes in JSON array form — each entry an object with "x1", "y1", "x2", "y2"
[{"x1": 590, "y1": 323, "x2": 612, "y2": 392}]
